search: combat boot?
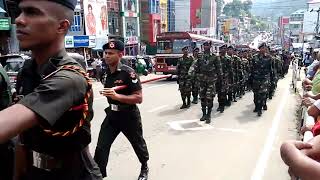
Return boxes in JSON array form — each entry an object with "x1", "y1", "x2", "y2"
[
  {"x1": 253, "y1": 106, "x2": 258, "y2": 112},
  {"x1": 186, "y1": 96, "x2": 191, "y2": 108},
  {"x1": 192, "y1": 96, "x2": 198, "y2": 104},
  {"x1": 257, "y1": 110, "x2": 262, "y2": 117},
  {"x1": 200, "y1": 108, "x2": 207, "y2": 121},
  {"x1": 226, "y1": 100, "x2": 231, "y2": 107},
  {"x1": 206, "y1": 108, "x2": 212, "y2": 124},
  {"x1": 180, "y1": 97, "x2": 187, "y2": 109},
  {"x1": 263, "y1": 104, "x2": 268, "y2": 110},
  {"x1": 138, "y1": 164, "x2": 149, "y2": 180}
]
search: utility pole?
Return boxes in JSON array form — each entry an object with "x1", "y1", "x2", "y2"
[{"x1": 313, "y1": 8, "x2": 320, "y2": 34}]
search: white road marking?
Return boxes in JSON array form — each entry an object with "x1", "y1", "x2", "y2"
[
  {"x1": 167, "y1": 119, "x2": 246, "y2": 133},
  {"x1": 144, "y1": 84, "x2": 167, "y2": 90},
  {"x1": 147, "y1": 105, "x2": 169, "y2": 113},
  {"x1": 250, "y1": 88, "x2": 289, "y2": 180}
]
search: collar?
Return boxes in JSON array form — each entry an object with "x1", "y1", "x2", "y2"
[
  {"x1": 35, "y1": 49, "x2": 73, "y2": 77},
  {"x1": 106, "y1": 62, "x2": 123, "y2": 75}
]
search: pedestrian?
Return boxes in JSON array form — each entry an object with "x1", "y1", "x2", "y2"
[
  {"x1": 217, "y1": 44, "x2": 232, "y2": 113},
  {"x1": 191, "y1": 41, "x2": 222, "y2": 123},
  {"x1": 176, "y1": 46, "x2": 194, "y2": 109},
  {"x1": 0, "y1": 63, "x2": 13, "y2": 180},
  {"x1": 250, "y1": 43, "x2": 274, "y2": 116},
  {"x1": 94, "y1": 40, "x2": 149, "y2": 180},
  {"x1": 0, "y1": 0, "x2": 102, "y2": 179},
  {"x1": 96, "y1": 58, "x2": 102, "y2": 82}
]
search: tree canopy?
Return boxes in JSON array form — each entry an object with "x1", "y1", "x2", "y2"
[{"x1": 223, "y1": 0, "x2": 252, "y2": 18}]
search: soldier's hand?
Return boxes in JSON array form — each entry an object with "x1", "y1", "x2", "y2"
[{"x1": 100, "y1": 88, "x2": 119, "y2": 100}]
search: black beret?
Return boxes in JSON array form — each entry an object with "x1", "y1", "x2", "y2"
[
  {"x1": 228, "y1": 45, "x2": 235, "y2": 49},
  {"x1": 193, "y1": 47, "x2": 199, "y2": 51},
  {"x1": 102, "y1": 40, "x2": 125, "y2": 51},
  {"x1": 203, "y1": 41, "x2": 211, "y2": 46},
  {"x1": 220, "y1": 44, "x2": 227, "y2": 48},
  {"x1": 18, "y1": 0, "x2": 77, "y2": 10},
  {"x1": 182, "y1": 46, "x2": 189, "y2": 50},
  {"x1": 258, "y1": 42, "x2": 268, "y2": 49}
]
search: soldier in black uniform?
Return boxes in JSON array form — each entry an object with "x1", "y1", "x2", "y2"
[
  {"x1": 94, "y1": 40, "x2": 150, "y2": 180},
  {"x1": 0, "y1": 0, "x2": 102, "y2": 179},
  {"x1": 0, "y1": 64, "x2": 13, "y2": 180}
]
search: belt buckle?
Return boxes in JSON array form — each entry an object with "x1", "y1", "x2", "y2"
[
  {"x1": 32, "y1": 151, "x2": 52, "y2": 171},
  {"x1": 111, "y1": 104, "x2": 119, "y2": 111}
]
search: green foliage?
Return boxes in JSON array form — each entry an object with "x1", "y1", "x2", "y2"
[
  {"x1": 223, "y1": 0, "x2": 252, "y2": 18},
  {"x1": 216, "y1": 0, "x2": 224, "y2": 16}
]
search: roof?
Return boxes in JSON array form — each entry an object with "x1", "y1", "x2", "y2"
[
  {"x1": 308, "y1": 0, "x2": 320, "y2": 4},
  {"x1": 291, "y1": 9, "x2": 306, "y2": 14}
]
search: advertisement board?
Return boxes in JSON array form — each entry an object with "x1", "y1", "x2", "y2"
[
  {"x1": 83, "y1": 0, "x2": 108, "y2": 36},
  {"x1": 64, "y1": 36, "x2": 96, "y2": 48}
]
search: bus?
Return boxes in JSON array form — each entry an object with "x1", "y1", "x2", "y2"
[{"x1": 155, "y1": 32, "x2": 224, "y2": 75}]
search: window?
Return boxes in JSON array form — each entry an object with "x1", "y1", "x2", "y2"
[
  {"x1": 70, "y1": 11, "x2": 81, "y2": 32},
  {"x1": 157, "y1": 40, "x2": 172, "y2": 53},
  {"x1": 172, "y1": 39, "x2": 191, "y2": 53}
]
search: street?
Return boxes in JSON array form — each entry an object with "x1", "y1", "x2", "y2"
[{"x1": 89, "y1": 71, "x2": 299, "y2": 180}]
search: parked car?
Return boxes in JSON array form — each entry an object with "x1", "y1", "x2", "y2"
[{"x1": 0, "y1": 54, "x2": 31, "y2": 86}]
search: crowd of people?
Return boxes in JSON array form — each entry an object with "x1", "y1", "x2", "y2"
[
  {"x1": 281, "y1": 50, "x2": 320, "y2": 179},
  {"x1": 176, "y1": 41, "x2": 291, "y2": 123}
]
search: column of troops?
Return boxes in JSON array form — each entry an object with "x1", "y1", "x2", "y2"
[{"x1": 176, "y1": 41, "x2": 291, "y2": 124}]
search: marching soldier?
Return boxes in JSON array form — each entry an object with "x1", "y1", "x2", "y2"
[
  {"x1": 94, "y1": 40, "x2": 150, "y2": 180},
  {"x1": 0, "y1": 0, "x2": 103, "y2": 179},
  {"x1": 227, "y1": 46, "x2": 238, "y2": 102},
  {"x1": 191, "y1": 47, "x2": 200, "y2": 104},
  {"x1": 190, "y1": 41, "x2": 222, "y2": 123},
  {"x1": 251, "y1": 43, "x2": 274, "y2": 116},
  {"x1": 217, "y1": 44, "x2": 232, "y2": 113},
  {"x1": 176, "y1": 46, "x2": 194, "y2": 109}
]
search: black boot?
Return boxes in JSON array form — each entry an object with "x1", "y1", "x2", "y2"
[
  {"x1": 257, "y1": 110, "x2": 262, "y2": 117},
  {"x1": 186, "y1": 96, "x2": 191, "y2": 108},
  {"x1": 138, "y1": 164, "x2": 149, "y2": 180},
  {"x1": 206, "y1": 108, "x2": 212, "y2": 124},
  {"x1": 263, "y1": 104, "x2": 268, "y2": 110},
  {"x1": 217, "y1": 105, "x2": 224, "y2": 113},
  {"x1": 192, "y1": 96, "x2": 198, "y2": 104},
  {"x1": 253, "y1": 106, "x2": 258, "y2": 112},
  {"x1": 226, "y1": 100, "x2": 231, "y2": 107},
  {"x1": 180, "y1": 97, "x2": 187, "y2": 109},
  {"x1": 200, "y1": 108, "x2": 207, "y2": 121},
  {"x1": 233, "y1": 94, "x2": 237, "y2": 102}
]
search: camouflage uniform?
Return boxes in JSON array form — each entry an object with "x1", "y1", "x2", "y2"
[
  {"x1": 251, "y1": 53, "x2": 274, "y2": 116},
  {"x1": 177, "y1": 55, "x2": 194, "y2": 108},
  {"x1": 192, "y1": 52, "x2": 222, "y2": 123},
  {"x1": 217, "y1": 54, "x2": 232, "y2": 112},
  {"x1": 240, "y1": 57, "x2": 249, "y2": 96},
  {"x1": 232, "y1": 55, "x2": 241, "y2": 101},
  {"x1": 189, "y1": 53, "x2": 201, "y2": 104}
]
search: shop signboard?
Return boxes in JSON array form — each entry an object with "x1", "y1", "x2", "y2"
[
  {"x1": 83, "y1": 0, "x2": 108, "y2": 36},
  {"x1": 0, "y1": 18, "x2": 10, "y2": 31},
  {"x1": 64, "y1": 36, "x2": 96, "y2": 48}
]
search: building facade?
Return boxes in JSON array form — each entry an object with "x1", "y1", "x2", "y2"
[
  {"x1": 140, "y1": 0, "x2": 161, "y2": 54},
  {"x1": 167, "y1": 0, "x2": 175, "y2": 32},
  {"x1": 160, "y1": 0, "x2": 168, "y2": 32},
  {"x1": 289, "y1": 9, "x2": 305, "y2": 43}
]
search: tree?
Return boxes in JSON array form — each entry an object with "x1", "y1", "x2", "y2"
[
  {"x1": 223, "y1": 0, "x2": 253, "y2": 18},
  {"x1": 216, "y1": 0, "x2": 224, "y2": 17}
]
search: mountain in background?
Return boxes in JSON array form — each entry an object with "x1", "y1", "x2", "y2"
[{"x1": 251, "y1": 0, "x2": 308, "y2": 19}]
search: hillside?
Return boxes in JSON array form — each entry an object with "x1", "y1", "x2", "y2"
[{"x1": 251, "y1": 0, "x2": 308, "y2": 18}]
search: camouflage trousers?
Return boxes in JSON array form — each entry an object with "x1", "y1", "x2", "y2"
[
  {"x1": 216, "y1": 80, "x2": 228, "y2": 106},
  {"x1": 252, "y1": 80, "x2": 269, "y2": 111},
  {"x1": 179, "y1": 79, "x2": 192, "y2": 97},
  {"x1": 199, "y1": 81, "x2": 216, "y2": 108},
  {"x1": 191, "y1": 77, "x2": 199, "y2": 98}
]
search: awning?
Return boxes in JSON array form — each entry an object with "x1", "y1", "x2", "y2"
[{"x1": 0, "y1": 7, "x2": 6, "y2": 13}]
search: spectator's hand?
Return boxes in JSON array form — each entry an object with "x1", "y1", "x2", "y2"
[
  {"x1": 302, "y1": 97, "x2": 316, "y2": 107},
  {"x1": 303, "y1": 78, "x2": 313, "y2": 90},
  {"x1": 301, "y1": 124, "x2": 314, "y2": 134},
  {"x1": 100, "y1": 88, "x2": 120, "y2": 100},
  {"x1": 304, "y1": 92, "x2": 315, "y2": 99},
  {"x1": 302, "y1": 135, "x2": 320, "y2": 160}
]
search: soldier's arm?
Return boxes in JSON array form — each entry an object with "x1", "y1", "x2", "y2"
[
  {"x1": 215, "y1": 56, "x2": 223, "y2": 79},
  {"x1": 0, "y1": 104, "x2": 39, "y2": 143}
]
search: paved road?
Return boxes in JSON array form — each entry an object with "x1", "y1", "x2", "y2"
[{"x1": 89, "y1": 72, "x2": 299, "y2": 180}]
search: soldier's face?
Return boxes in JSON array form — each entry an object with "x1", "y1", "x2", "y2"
[
  {"x1": 204, "y1": 45, "x2": 211, "y2": 51},
  {"x1": 16, "y1": 1, "x2": 62, "y2": 50},
  {"x1": 227, "y1": 49, "x2": 233, "y2": 55},
  {"x1": 182, "y1": 49, "x2": 188, "y2": 55},
  {"x1": 194, "y1": 50, "x2": 199, "y2": 55},
  {"x1": 259, "y1": 47, "x2": 267, "y2": 54},
  {"x1": 104, "y1": 49, "x2": 123, "y2": 66},
  {"x1": 220, "y1": 48, "x2": 227, "y2": 54}
]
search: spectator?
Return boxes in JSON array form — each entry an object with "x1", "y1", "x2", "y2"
[
  {"x1": 304, "y1": 52, "x2": 313, "y2": 67},
  {"x1": 95, "y1": 59, "x2": 102, "y2": 82}
]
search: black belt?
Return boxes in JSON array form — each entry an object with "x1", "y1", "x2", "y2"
[
  {"x1": 107, "y1": 104, "x2": 136, "y2": 112},
  {"x1": 29, "y1": 147, "x2": 89, "y2": 171}
]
